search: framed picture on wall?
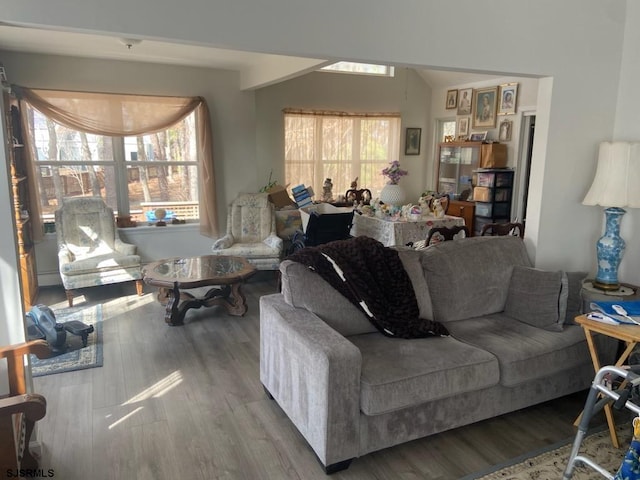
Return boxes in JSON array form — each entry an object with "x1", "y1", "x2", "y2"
[
  {"x1": 457, "y1": 116, "x2": 470, "y2": 137},
  {"x1": 469, "y1": 131, "x2": 487, "y2": 142},
  {"x1": 446, "y1": 89, "x2": 458, "y2": 110},
  {"x1": 457, "y1": 88, "x2": 472, "y2": 115},
  {"x1": 498, "y1": 83, "x2": 518, "y2": 115},
  {"x1": 405, "y1": 127, "x2": 421, "y2": 155},
  {"x1": 472, "y1": 87, "x2": 498, "y2": 129},
  {"x1": 499, "y1": 119, "x2": 513, "y2": 141}
]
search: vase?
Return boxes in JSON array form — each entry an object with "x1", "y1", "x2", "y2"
[{"x1": 380, "y1": 183, "x2": 406, "y2": 206}]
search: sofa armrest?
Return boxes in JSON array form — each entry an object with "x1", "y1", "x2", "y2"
[
  {"x1": 212, "y1": 233, "x2": 234, "y2": 250},
  {"x1": 260, "y1": 294, "x2": 362, "y2": 468}
]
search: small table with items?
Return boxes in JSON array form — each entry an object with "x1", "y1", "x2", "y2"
[
  {"x1": 574, "y1": 313, "x2": 640, "y2": 448},
  {"x1": 351, "y1": 214, "x2": 465, "y2": 247},
  {"x1": 143, "y1": 255, "x2": 256, "y2": 326}
]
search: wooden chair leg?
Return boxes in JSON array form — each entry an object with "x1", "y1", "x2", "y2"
[
  {"x1": 135, "y1": 279, "x2": 144, "y2": 296},
  {"x1": 65, "y1": 289, "x2": 74, "y2": 307}
]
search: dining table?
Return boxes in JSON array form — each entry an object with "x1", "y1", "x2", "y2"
[{"x1": 351, "y1": 213, "x2": 465, "y2": 247}]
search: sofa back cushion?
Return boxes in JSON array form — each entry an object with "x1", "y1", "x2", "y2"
[
  {"x1": 421, "y1": 236, "x2": 532, "y2": 323},
  {"x1": 395, "y1": 248, "x2": 434, "y2": 320},
  {"x1": 280, "y1": 260, "x2": 378, "y2": 336}
]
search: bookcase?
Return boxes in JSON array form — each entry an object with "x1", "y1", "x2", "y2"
[{"x1": 3, "y1": 92, "x2": 38, "y2": 310}]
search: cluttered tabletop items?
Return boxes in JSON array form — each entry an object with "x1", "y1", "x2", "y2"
[{"x1": 586, "y1": 300, "x2": 640, "y2": 325}]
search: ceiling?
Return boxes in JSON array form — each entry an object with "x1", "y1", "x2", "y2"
[{"x1": 0, "y1": 24, "x2": 500, "y2": 90}]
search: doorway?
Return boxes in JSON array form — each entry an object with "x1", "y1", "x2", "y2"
[{"x1": 514, "y1": 114, "x2": 535, "y2": 228}]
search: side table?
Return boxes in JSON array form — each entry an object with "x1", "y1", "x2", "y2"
[
  {"x1": 574, "y1": 314, "x2": 640, "y2": 448},
  {"x1": 580, "y1": 279, "x2": 639, "y2": 313}
]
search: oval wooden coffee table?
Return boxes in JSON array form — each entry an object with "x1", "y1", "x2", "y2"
[{"x1": 143, "y1": 255, "x2": 256, "y2": 326}]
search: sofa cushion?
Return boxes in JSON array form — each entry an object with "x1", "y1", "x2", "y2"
[
  {"x1": 348, "y1": 333, "x2": 499, "y2": 415},
  {"x1": 446, "y1": 314, "x2": 590, "y2": 387},
  {"x1": 421, "y1": 237, "x2": 532, "y2": 323},
  {"x1": 504, "y1": 266, "x2": 568, "y2": 331},
  {"x1": 280, "y1": 260, "x2": 378, "y2": 336},
  {"x1": 395, "y1": 248, "x2": 434, "y2": 320}
]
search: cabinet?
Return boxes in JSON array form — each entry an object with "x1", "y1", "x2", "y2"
[
  {"x1": 3, "y1": 92, "x2": 38, "y2": 310},
  {"x1": 447, "y1": 200, "x2": 475, "y2": 236},
  {"x1": 472, "y1": 168, "x2": 514, "y2": 235},
  {"x1": 437, "y1": 142, "x2": 480, "y2": 198},
  {"x1": 436, "y1": 142, "x2": 507, "y2": 199}
]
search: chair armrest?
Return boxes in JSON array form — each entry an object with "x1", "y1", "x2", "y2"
[
  {"x1": 212, "y1": 234, "x2": 234, "y2": 250},
  {"x1": 114, "y1": 238, "x2": 136, "y2": 255},
  {"x1": 259, "y1": 294, "x2": 361, "y2": 468},
  {"x1": 0, "y1": 340, "x2": 50, "y2": 361},
  {"x1": 263, "y1": 233, "x2": 283, "y2": 251},
  {"x1": 0, "y1": 393, "x2": 47, "y2": 422},
  {"x1": 57, "y1": 245, "x2": 74, "y2": 266}
]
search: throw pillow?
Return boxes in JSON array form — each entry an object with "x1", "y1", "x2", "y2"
[{"x1": 504, "y1": 265, "x2": 568, "y2": 332}]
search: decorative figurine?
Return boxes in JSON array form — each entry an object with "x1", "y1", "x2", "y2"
[{"x1": 322, "y1": 178, "x2": 334, "y2": 203}]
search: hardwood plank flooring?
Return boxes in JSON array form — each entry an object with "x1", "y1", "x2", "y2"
[{"x1": 31, "y1": 275, "x2": 607, "y2": 479}]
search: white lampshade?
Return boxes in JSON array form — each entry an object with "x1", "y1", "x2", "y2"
[{"x1": 583, "y1": 141, "x2": 640, "y2": 208}]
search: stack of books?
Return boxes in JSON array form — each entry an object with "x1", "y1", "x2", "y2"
[{"x1": 292, "y1": 184, "x2": 314, "y2": 208}]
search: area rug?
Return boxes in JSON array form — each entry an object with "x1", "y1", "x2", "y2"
[
  {"x1": 30, "y1": 304, "x2": 103, "y2": 377},
  {"x1": 464, "y1": 424, "x2": 633, "y2": 479}
]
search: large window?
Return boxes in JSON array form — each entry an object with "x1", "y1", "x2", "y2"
[
  {"x1": 284, "y1": 110, "x2": 401, "y2": 198},
  {"x1": 25, "y1": 105, "x2": 199, "y2": 223}
]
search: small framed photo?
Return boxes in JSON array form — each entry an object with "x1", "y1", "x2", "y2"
[
  {"x1": 472, "y1": 86, "x2": 498, "y2": 129},
  {"x1": 469, "y1": 131, "x2": 487, "y2": 142},
  {"x1": 499, "y1": 119, "x2": 513, "y2": 142},
  {"x1": 457, "y1": 88, "x2": 472, "y2": 115},
  {"x1": 446, "y1": 89, "x2": 458, "y2": 110},
  {"x1": 498, "y1": 83, "x2": 518, "y2": 115},
  {"x1": 457, "y1": 116, "x2": 470, "y2": 137},
  {"x1": 405, "y1": 127, "x2": 421, "y2": 155}
]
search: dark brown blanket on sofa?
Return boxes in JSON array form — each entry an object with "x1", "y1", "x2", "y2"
[{"x1": 287, "y1": 236, "x2": 449, "y2": 338}]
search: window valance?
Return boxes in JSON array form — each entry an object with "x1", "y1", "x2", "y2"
[{"x1": 13, "y1": 87, "x2": 218, "y2": 238}]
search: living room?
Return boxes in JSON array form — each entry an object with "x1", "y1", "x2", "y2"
[{"x1": 2, "y1": 1, "x2": 640, "y2": 478}]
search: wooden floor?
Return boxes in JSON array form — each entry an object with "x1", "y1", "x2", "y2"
[{"x1": 31, "y1": 275, "x2": 606, "y2": 480}]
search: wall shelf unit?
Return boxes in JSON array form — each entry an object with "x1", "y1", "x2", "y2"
[{"x1": 4, "y1": 92, "x2": 38, "y2": 310}]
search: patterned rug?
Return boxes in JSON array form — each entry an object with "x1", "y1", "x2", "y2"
[
  {"x1": 30, "y1": 304, "x2": 103, "y2": 377},
  {"x1": 466, "y1": 424, "x2": 633, "y2": 479}
]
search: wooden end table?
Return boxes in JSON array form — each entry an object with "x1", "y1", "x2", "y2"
[
  {"x1": 143, "y1": 255, "x2": 256, "y2": 326},
  {"x1": 574, "y1": 314, "x2": 640, "y2": 448}
]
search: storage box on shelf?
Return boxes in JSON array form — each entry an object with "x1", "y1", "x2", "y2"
[{"x1": 472, "y1": 168, "x2": 514, "y2": 235}]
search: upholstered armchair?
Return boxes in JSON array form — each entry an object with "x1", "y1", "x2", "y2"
[
  {"x1": 211, "y1": 193, "x2": 283, "y2": 270},
  {"x1": 0, "y1": 340, "x2": 49, "y2": 473},
  {"x1": 55, "y1": 197, "x2": 144, "y2": 307}
]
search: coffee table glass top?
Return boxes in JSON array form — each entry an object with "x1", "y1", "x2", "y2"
[{"x1": 144, "y1": 255, "x2": 255, "y2": 287}]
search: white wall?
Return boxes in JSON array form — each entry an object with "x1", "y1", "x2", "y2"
[
  {"x1": 255, "y1": 68, "x2": 432, "y2": 202},
  {"x1": 611, "y1": 1, "x2": 640, "y2": 283}
]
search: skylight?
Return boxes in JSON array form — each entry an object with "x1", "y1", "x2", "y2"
[{"x1": 321, "y1": 62, "x2": 395, "y2": 77}]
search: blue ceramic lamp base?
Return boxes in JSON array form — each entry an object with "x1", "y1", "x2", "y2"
[{"x1": 593, "y1": 207, "x2": 626, "y2": 291}]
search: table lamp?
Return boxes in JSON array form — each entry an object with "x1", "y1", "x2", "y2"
[{"x1": 582, "y1": 142, "x2": 640, "y2": 290}]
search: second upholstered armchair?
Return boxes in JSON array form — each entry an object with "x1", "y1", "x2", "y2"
[{"x1": 211, "y1": 193, "x2": 283, "y2": 270}]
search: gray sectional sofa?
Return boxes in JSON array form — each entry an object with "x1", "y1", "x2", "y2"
[{"x1": 259, "y1": 236, "x2": 614, "y2": 473}]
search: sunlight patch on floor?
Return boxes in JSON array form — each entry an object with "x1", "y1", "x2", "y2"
[{"x1": 123, "y1": 370, "x2": 183, "y2": 405}]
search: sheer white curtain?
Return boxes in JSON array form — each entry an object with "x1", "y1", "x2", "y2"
[{"x1": 283, "y1": 109, "x2": 401, "y2": 198}]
